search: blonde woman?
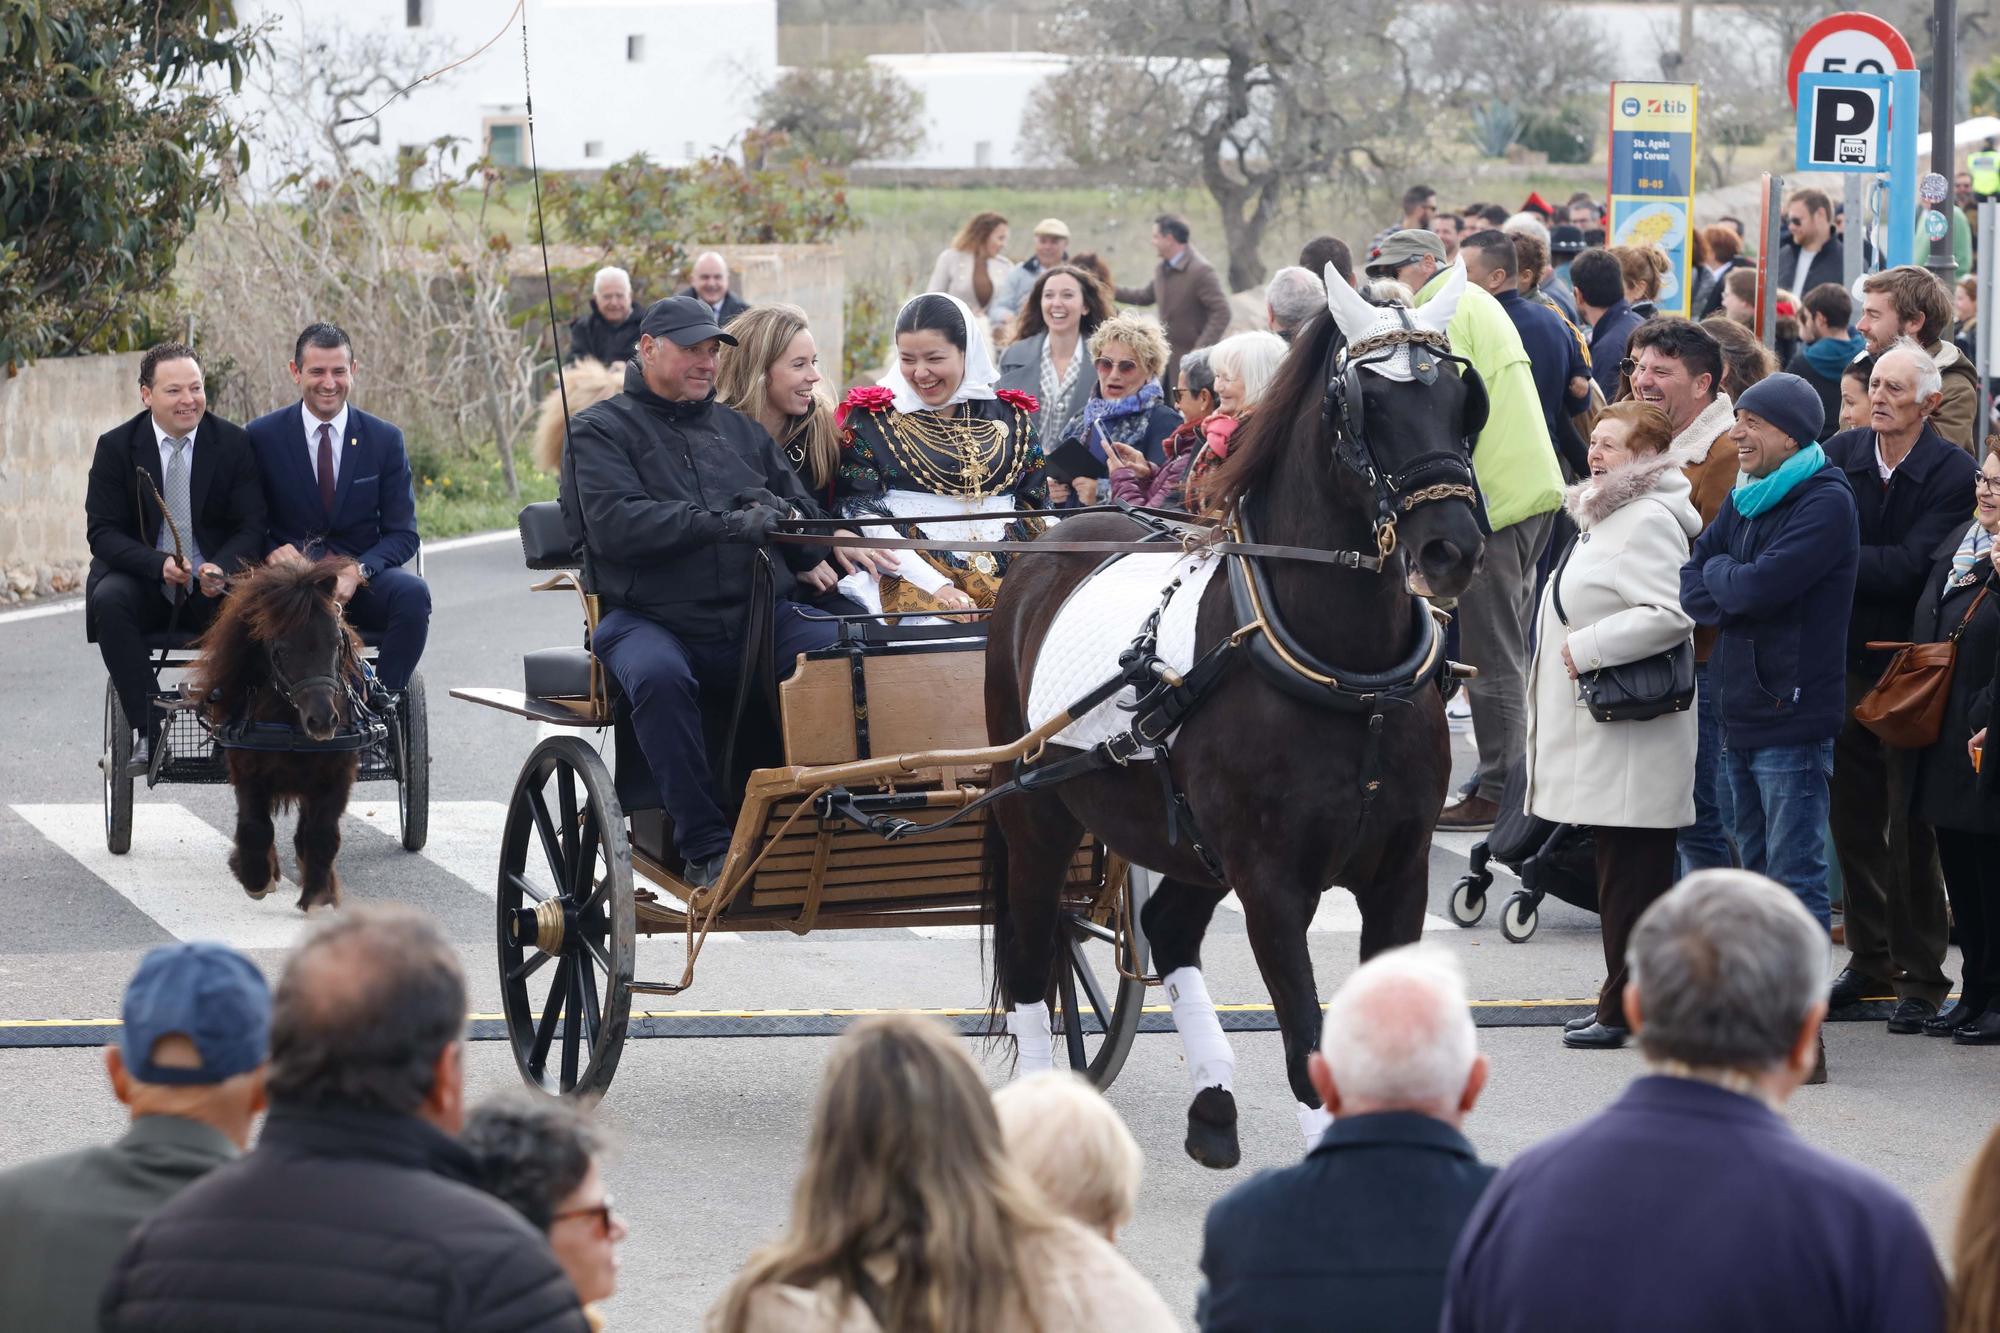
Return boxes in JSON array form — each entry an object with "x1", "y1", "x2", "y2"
[
  {"x1": 1048, "y1": 313, "x2": 1179, "y2": 508},
  {"x1": 718, "y1": 304, "x2": 894, "y2": 607},
  {"x1": 707, "y1": 1016, "x2": 1176, "y2": 1333},
  {"x1": 927, "y1": 212, "x2": 1013, "y2": 317},
  {"x1": 992, "y1": 1071, "x2": 1144, "y2": 1243}
]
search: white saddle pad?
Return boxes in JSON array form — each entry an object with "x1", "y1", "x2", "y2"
[{"x1": 1026, "y1": 549, "x2": 1225, "y2": 754}]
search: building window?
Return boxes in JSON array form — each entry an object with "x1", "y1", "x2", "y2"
[
  {"x1": 484, "y1": 119, "x2": 526, "y2": 168},
  {"x1": 406, "y1": 0, "x2": 429, "y2": 27},
  {"x1": 584, "y1": 140, "x2": 604, "y2": 160},
  {"x1": 627, "y1": 34, "x2": 645, "y2": 61}
]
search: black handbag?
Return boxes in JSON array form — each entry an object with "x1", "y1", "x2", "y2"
[{"x1": 1551, "y1": 535, "x2": 1696, "y2": 723}]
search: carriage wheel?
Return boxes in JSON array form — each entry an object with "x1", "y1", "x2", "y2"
[
  {"x1": 1054, "y1": 866, "x2": 1150, "y2": 1090},
  {"x1": 497, "y1": 735, "x2": 634, "y2": 1101},
  {"x1": 395, "y1": 672, "x2": 430, "y2": 852},
  {"x1": 1500, "y1": 892, "x2": 1540, "y2": 944},
  {"x1": 102, "y1": 683, "x2": 133, "y2": 855}
]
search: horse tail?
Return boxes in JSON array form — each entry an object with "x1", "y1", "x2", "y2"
[{"x1": 980, "y1": 807, "x2": 1014, "y2": 1041}]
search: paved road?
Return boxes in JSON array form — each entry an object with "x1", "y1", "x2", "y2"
[{"x1": 0, "y1": 537, "x2": 1991, "y2": 1329}]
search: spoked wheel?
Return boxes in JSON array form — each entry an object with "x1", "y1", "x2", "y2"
[
  {"x1": 498, "y1": 735, "x2": 634, "y2": 1101},
  {"x1": 395, "y1": 672, "x2": 429, "y2": 852},
  {"x1": 1054, "y1": 864, "x2": 1150, "y2": 1090},
  {"x1": 103, "y1": 683, "x2": 133, "y2": 855},
  {"x1": 1500, "y1": 891, "x2": 1540, "y2": 944}
]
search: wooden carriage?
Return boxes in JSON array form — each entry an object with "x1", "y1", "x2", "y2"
[{"x1": 451, "y1": 503, "x2": 1150, "y2": 1101}]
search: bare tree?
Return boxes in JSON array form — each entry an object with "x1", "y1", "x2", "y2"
[
  {"x1": 1019, "y1": 58, "x2": 1197, "y2": 184},
  {"x1": 1415, "y1": 0, "x2": 1610, "y2": 108},
  {"x1": 1046, "y1": 0, "x2": 1419, "y2": 291}
]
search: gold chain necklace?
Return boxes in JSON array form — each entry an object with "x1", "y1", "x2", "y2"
[{"x1": 881, "y1": 407, "x2": 1020, "y2": 498}]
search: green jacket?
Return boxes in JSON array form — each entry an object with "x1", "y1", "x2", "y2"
[
  {"x1": 1910, "y1": 206, "x2": 1972, "y2": 284},
  {"x1": 1418, "y1": 270, "x2": 1565, "y2": 532},
  {"x1": 0, "y1": 1114, "x2": 236, "y2": 1329}
]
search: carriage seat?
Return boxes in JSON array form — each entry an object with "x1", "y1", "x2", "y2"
[
  {"x1": 519, "y1": 500, "x2": 578, "y2": 571},
  {"x1": 524, "y1": 647, "x2": 595, "y2": 702},
  {"x1": 140, "y1": 627, "x2": 388, "y2": 653}
]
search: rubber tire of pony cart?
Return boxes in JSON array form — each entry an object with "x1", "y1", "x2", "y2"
[
  {"x1": 497, "y1": 734, "x2": 635, "y2": 1102},
  {"x1": 1055, "y1": 863, "x2": 1149, "y2": 1089},
  {"x1": 394, "y1": 671, "x2": 429, "y2": 852},
  {"x1": 103, "y1": 683, "x2": 133, "y2": 855}
]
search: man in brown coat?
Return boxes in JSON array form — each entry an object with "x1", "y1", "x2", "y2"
[
  {"x1": 1625, "y1": 318, "x2": 1738, "y2": 874},
  {"x1": 1115, "y1": 214, "x2": 1233, "y2": 389},
  {"x1": 1855, "y1": 265, "x2": 1980, "y2": 453}
]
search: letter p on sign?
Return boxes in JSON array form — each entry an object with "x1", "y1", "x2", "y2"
[{"x1": 1795, "y1": 74, "x2": 1886, "y2": 172}]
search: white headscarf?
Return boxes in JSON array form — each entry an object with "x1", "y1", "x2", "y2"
[{"x1": 876, "y1": 291, "x2": 1000, "y2": 414}]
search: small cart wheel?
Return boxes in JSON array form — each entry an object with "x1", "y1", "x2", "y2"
[
  {"x1": 103, "y1": 683, "x2": 133, "y2": 855},
  {"x1": 498, "y1": 735, "x2": 634, "y2": 1101},
  {"x1": 1448, "y1": 876, "x2": 1487, "y2": 927},
  {"x1": 1056, "y1": 862, "x2": 1150, "y2": 1090},
  {"x1": 395, "y1": 672, "x2": 430, "y2": 852},
  {"x1": 1500, "y1": 892, "x2": 1539, "y2": 944}
]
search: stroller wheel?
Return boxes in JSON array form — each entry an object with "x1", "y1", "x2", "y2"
[
  {"x1": 1448, "y1": 877, "x2": 1487, "y2": 927},
  {"x1": 1500, "y1": 892, "x2": 1539, "y2": 944}
]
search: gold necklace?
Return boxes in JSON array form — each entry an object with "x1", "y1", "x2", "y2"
[{"x1": 881, "y1": 407, "x2": 1020, "y2": 498}]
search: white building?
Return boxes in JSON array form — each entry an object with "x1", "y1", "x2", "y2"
[
  {"x1": 862, "y1": 52, "x2": 1071, "y2": 170},
  {"x1": 232, "y1": 0, "x2": 777, "y2": 176}
]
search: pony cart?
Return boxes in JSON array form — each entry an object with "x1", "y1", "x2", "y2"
[{"x1": 450, "y1": 502, "x2": 1151, "y2": 1101}]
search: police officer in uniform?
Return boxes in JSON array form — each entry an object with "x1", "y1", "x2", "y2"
[
  {"x1": 1970, "y1": 140, "x2": 2000, "y2": 202},
  {"x1": 561, "y1": 297, "x2": 837, "y2": 887}
]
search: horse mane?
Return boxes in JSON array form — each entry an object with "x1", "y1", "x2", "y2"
[
  {"x1": 191, "y1": 559, "x2": 361, "y2": 721},
  {"x1": 1192, "y1": 308, "x2": 1339, "y2": 518},
  {"x1": 534, "y1": 358, "x2": 625, "y2": 472}
]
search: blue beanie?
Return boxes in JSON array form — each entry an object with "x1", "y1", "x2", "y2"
[{"x1": 1734, "y1": 372, "x2": 1824, "y2": 448}]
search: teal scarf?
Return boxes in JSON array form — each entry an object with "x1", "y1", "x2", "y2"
[{"x1": 1732, "y1": 443, "x2": 1826, "y2": 519}]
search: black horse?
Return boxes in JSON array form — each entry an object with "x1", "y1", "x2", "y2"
[{"x1": 983, "y1": 263, "x2": 1489, "y2": 1166}]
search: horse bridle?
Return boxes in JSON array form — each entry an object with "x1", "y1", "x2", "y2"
[
  {"x1": 1320, "y1": 307, "x2": 1488, "y2": 559},
  {"x1": 265, "y1": 634, "x2": 352, "y2": 712}
]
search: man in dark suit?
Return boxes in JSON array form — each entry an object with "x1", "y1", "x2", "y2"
[
  {"x1": 86, "y1": 343, "x2": 268, "y2": 756},
  {"x1": 1443, "y1": 871, "x2": 1946, "y2": 1333},
  {"x1": 1197, "y1": 947, "x2": 1495, "y2": 1333},
  {"x1": 1775, "y1": 187, "x2": 1847, "y2": 300},
  {"x1": 679, "y1": 251, "x2": 748, "y2": 327},
  {"x1": 1114, "y1": 213, "x2": 1233, "y2": 388},
  {"x1": 246, "y1": 323, "x2": 430, "y2": 693},
  {"x1": 0, "y1": 942, "x2": 268, "y2": 1329}
]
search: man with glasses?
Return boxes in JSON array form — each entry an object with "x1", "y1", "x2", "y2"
[{"x1": 1775, "y1": 189, "x2": 1845, "y2": 301}]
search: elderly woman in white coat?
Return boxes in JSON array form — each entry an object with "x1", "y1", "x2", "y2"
[{"x1": 1524, "y1": 400, "x2": 1701, "y2": 1052}]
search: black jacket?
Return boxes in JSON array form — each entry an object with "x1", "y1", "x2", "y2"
[
  {"x1": 1824, "y1": 424, "x2": 1978, "y2": 674},
  {"x1": 561, "y1": 362, "x2": 829, "y2": 638},
  {"x1": 85, "y1": 410, "x2": 267, "y2": 626},
  {"x1": 101, "y1": 1105, "x2": 589, "y2": 1333},
  {"x1": 677, "y1": 286, "x2": 749, "y2": 327},
  {"x1": 1198, "y1": 1112, "x2": 1496, "y2": 1333},
  {"x1": 1909, "y1": 522, "x2": 2000, "y2": 833},
  {"x1": 565, "y1": 300, "x2": 642, "y2": 366},
  {"x1": 1775, "y1": 237, "x2": 1847, "y2": 300}
]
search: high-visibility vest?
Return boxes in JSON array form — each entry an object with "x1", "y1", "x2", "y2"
[{"x1": 1972, "y1": 151, "x2": 2000, "y2": 196}]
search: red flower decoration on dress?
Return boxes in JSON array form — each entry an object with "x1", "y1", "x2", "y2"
[
  {"x1": 838, "y1": 384, "x2": 895, "y2": 426},
  {"x1": 995, "y1": 388, "x2": 1040, "y2": 414}
]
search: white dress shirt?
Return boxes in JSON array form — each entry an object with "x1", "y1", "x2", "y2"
[{"x1": 302, "y1": 401, "x2": 350, "y2": 487}]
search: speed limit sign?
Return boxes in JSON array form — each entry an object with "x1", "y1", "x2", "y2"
[{"x1": 1787, "y1": 12, "x2": 1917, "y2": 107}]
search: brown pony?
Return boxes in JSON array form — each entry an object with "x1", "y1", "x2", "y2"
[{"x1": 190, "y1": 559, "x2": 364, "y2": 911}]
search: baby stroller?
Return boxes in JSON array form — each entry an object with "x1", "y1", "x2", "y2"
[{"x1": 1447, "y1": 756, "x2": 1599, "y2": 942}]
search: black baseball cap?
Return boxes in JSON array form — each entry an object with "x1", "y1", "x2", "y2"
[
  {"x1": 639, "y1": 295, "x2": 738, "y2": 347},
  {"x1": 1549, "y1": 224, "x2": 1587, "y2": 257}
]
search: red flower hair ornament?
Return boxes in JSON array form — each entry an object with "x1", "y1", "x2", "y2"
[{"x1": 837, "y1": 385, "x2": 896, "y2": 426}]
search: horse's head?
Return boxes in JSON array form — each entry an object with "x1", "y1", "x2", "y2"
[
  {"x1": 194, "y1": 559, "x2": 358, "y2": 742},
  {"x1": 1319, "y1": 260, "x2": 1489, "y2": 600}
]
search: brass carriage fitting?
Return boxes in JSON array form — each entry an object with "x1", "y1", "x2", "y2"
[{"x1": 533, "y1": 897, "x2": 566, "y2": 954}]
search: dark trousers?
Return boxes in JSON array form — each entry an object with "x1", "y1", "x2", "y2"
[
  {"x1": 90, "y1": 572, "x2": 221, "y2": 738},
  {"x1": 344, "y1": 566, "x2": 430, "y2": 692},
  {"x1": 1936, "y1": 828, "x2": 2000, "y2": 1011},
  {"x1": 593, "y1": 602, "x2": 838, "y2": 862},
  {"x1": 1593, "y1": 824, "x2": 1681, "y2": 1024},
  {"x1": 1833, "y1": 672, "x2": 1950, "y2": 1005}
]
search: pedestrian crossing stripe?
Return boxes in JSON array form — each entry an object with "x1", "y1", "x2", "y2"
[{"x1": 8, "y1": 801, "x2": 1504, "y2": 951}]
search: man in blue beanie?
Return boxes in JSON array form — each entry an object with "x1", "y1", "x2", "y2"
[
  {"x1": 0, "y1": 942, "x2": 270, "y2": 1327},
  {"x1": 1681, "y1": 373, "x2": 1861, "y2": 1080}
]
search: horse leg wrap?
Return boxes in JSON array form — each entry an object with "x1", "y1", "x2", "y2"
[
  {"x1": 1006, "y1": 1001, "x2": 1055, "y2": 1075},
  {"x1": 1164, "y1": 966, "x2": 1235, "y2": 1093},
  {"x1": 1297, "y1": 1101, "x2": 1334, "y2": 1149}
]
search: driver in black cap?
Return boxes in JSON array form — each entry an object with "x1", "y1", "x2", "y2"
[{"x1": 561, "y1": 295, "x2": 836, "y2": 887}]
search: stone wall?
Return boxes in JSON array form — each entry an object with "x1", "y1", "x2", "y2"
[{"x1": 0, "y1": 352, "x2": 141, "y2": 602}]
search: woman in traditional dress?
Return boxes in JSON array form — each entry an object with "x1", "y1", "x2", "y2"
[
  {"x1": 717, "y1": 304, "x2": 897, "y2": 612},
  {"x1": 835, "y1": 292, "x2": 1045, "y2": 617}
]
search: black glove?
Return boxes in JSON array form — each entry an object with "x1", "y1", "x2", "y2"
[
  {"x1": 731, "y1": 486, "x2": 789, "y2": 514},
  {"x1": 726, "y1": 503, "x2": 785, "y2": 545}
]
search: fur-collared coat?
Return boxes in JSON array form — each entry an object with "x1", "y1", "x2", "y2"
[{"x1": 1524, "y1": 450, "x2": 1702, "y2": 829}]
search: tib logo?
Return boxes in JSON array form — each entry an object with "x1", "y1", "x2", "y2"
[{"x1": 1645, "y1": 95, "x2": 1691, "y2": 115}]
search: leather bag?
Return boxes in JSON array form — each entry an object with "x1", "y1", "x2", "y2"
[
  {"x1": 1551, "y1": 537, "x2": 1696, "y2": 724},
  {"x1": 1855, "y1": 585, "x2": 1989, "y2": 748}
]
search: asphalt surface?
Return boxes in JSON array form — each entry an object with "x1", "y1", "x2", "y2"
[{"x1": 0, "y1": 536, "x2": 1991, "y2": 1329}]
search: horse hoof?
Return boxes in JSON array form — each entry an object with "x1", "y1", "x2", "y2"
[{"x1": 1184, "y1": 1085, "x2": 1240, "y2": 1170}]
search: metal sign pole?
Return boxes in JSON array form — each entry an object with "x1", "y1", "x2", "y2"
[
  {"x1": 1761, "y1": 175, "x2": 1784, "y2": 351},
  {"x1": 1844, "y1": 174, "x2": 1865, "y2": 290},
  {"x1": 1979, "y1": 200, "x2": 1995, "y2": 456}
]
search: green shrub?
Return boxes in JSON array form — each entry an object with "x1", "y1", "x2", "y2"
[{"x1": 1519, "y1": 105, "x2": 1597, "y2": 165}]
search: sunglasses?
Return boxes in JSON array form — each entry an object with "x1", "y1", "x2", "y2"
[
  {"x1": 1094, "y1": 357, "x2": 1140, "y2": 376},
  {"x1": 552, "y1": 1197, "x2": 618, "y2": 1234}
]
